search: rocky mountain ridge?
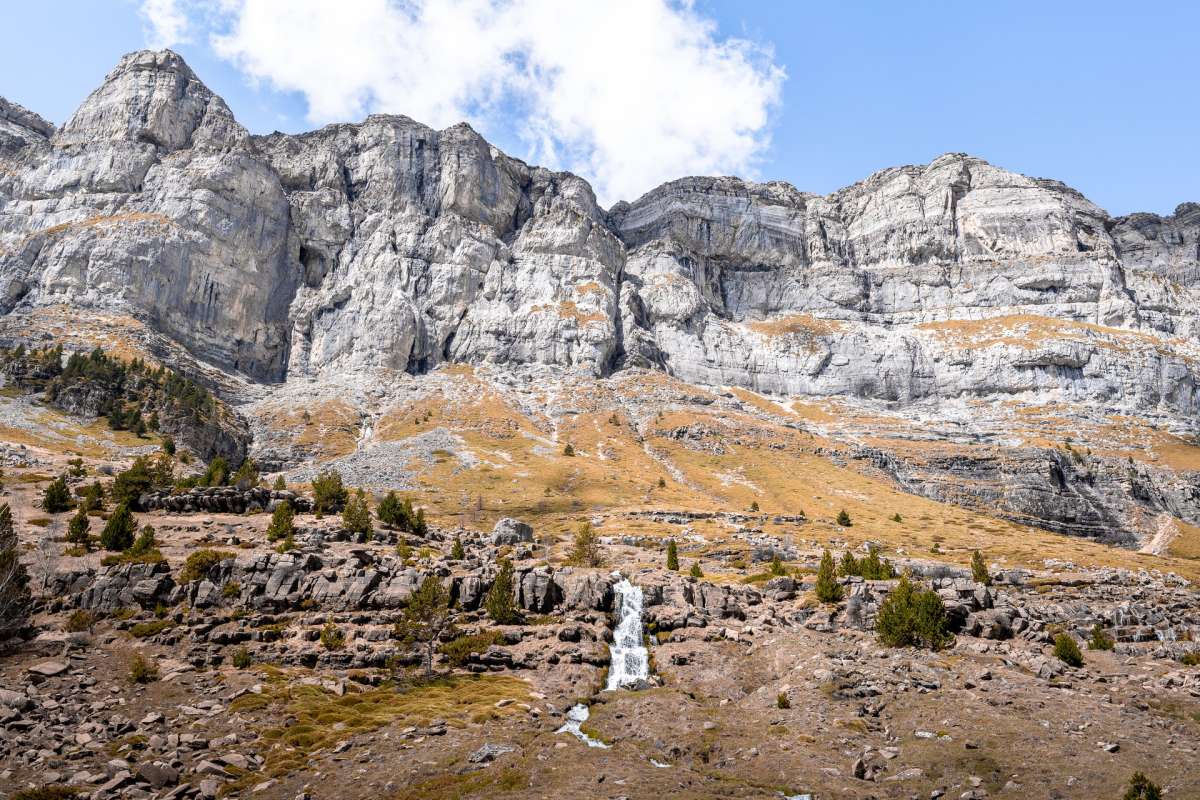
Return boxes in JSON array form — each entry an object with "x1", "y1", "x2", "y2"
[
  {"x1": 2, "y1": 50, "x2": 1196, "y2": 401},
  {"x1": 2, "y1": 49, "x2": 1199, "y2": 545}
]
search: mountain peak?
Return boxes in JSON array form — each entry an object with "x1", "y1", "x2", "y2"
[{"x1": 55, "y1": 48, "x2": 246, "y2": 152}]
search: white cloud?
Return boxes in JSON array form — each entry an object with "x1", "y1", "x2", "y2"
[
  {"x1": 207, "y1": 0, "x2": 784, "y2": 205},
  {"x1": 139, "y1": 0, "x2": 191, "y2": 48}
]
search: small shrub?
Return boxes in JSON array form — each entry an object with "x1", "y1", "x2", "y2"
[
  {"x1": 1053, "y1": 633, "x2": 1084, "y2": 667},
  {"x1": 12, "y1": 787, "x2": 82, "y2": 800},
  {"x1": 320, "y1": 620, "x2": 346, "y2": 650},
  {"x1": 815, "y1": 549, "x2": 842, "y2": 603},
  {"x1": 891, "y1": 513, "x2": 902, "y2": 523},
  {"x1": 441, "y1": 630, "x2": 505, "y2": 667},
  {"x1": 666, "y1": 540, "x2": 679, "y2": 571},
  {"x1": 1088, "y1": 623, "x2": 1115, "y2": 651},
  {"x1": 222, "y1": 581, "x2": 241, "y2": 599},
  {"x1": 689, "y1": 561, "x2": 703, "y2": 578},
  {"x1": 129, "y1": 619, "x2": 172, "y2": 638},
  {"x1": 276, "y1": 533, "x2": 296, "y2": 553},
  {"x1": 836, "y1": 509, "x2": 852, "y2": 527},
  {"x1": 450, "y1": 536, "x2": 465, "y2": 561},
  {"x1": 776, "y1": 691, "x2": 790, "y2": 709},
  {"x1": 231, "y1": 646, "x2": 253, "y2": 669},
  {"x1": 1180, "y1": 652, "x2": 1200, "y2": 667},
  {"x1": 1123, "y1": 772, "x2": 1163, "y2": 800},
  {"x1": 128, "y1": 653, "x2": 159, "y2": 683},
  {"x1": 65, "y1": 609, "x2": 96, "y2": 633},
  {"x1": 562, "y1": 443, "x2": 575, "y2": 457},
  {"x1": 749, "y1": 501, "x2": 759, "y2": 512},
  {"x1": 272, "y1": 474, "x2": 286, "y2": 490},
  {"x1": 179, "y1": 549, "x2": 234, "y2": 583},
  {"x1": 657, "y1": 477, "x2": 666, "y2": 488},
  {"x1": 231, "y1": 458, "x2": 259, "y2": 489}
]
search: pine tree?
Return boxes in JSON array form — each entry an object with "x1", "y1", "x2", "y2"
[
  {"x1": 312, "y1": 468, "x2": 347, "y2": 513},
  {"x1": 450, "y1": 535, "x2": 465, "y2": 560},
  {"x1": 231, "y1": 458, "x2": 259, "y2": 489},
  {"x1": 66, "y1": 508, "x2": 91, "y2": 549},
  {"x1": 1123, "y1": 772, "x2": 1163, "y2": 800},
  {"x1": 273, "y1": 474, "x2": 286, "y2": 490},
  {"x1": 41, "y1": 475, "x2": 72, "y2": 513},
  {"x1": 100, "y1": 503, "x2": 137, "y2": 552},
  {"x1": 80, "y1": 481, "x2": 105, "y2": 513},
  {"x1": 815, "y1": 549, "x2": 842, "y2": 603},
  {"x1": 395, "y1": 575, "x2": 454, "y2": 676},
  {"x1": 749, "y1": 500, "x2": 759, "y2": 512},
  {"x1": 971, "y1": 550, "x2": 992, "y2": 586},
  {"x1": 836, "y1": 509, "x2": 852, "y2": 527},
  {"x1": 689, "y1": 561, "x2": 703, "y2": 578},
  {"x1": 770, "y1": 553, "x2": 787, "y2": 576},
  {"x1": 485, "y1": 558, "x2": 519, "y2": 624},
  {"x1": 562, "y1": 443, "x2": 575, "y2": 456},
  {"x1": 839, "y1": 550, "x2": 860, "y2": 577},
  {"x1": 377, "y1": 490, "x2": 405, "y2": 529},
  {"x1": 266, "y1": 500, "x2": 295, "y2": 542},
  {"x1": 666, "y1": 540, "x2": 679, "y2": 571},
  {"x1": 0, "y1": 502, "x2": 31, "y2": 640},
  {"x1": 341, "y1": 488, "x2": 372, "y2": 540},
  {"x1": 876, "y1": 575, "x2": 951, "y2": 650},
  {"x1": 567, "y1": 521, "x2": 602, "y2": 567}
]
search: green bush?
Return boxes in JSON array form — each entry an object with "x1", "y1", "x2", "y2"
[
  {"x1": 838, "y1": 550, "x2": 859, "y2": 577},
  {"x1": 222, "y1": 581, "x2": 241, "y2": 599},
  {"x1": 876, "y1": 575, "x2": 951, "y2": 650},
  {"x1": 128, "y1": 652, "x2": 159, "y2": 683},
  {"x1": 129, "y1": 619, "x2": 172, "y2": 638},
  {"x1": 769, "y1": 554, "x2": 787, "y2": 576},
  {"x1": 836, "y1": 509, "x2": 852, "y2": 527},
  {"x1": 776, "y1": 691, "x2": 790, "y2": 709},
  {"x1": 64, "y1": 609, "x2": 95, "y2": 633},
  {"x1": 689, "y1": 561, "x2": 704, "y2": 578},
  {"x1": 1181, "y1": 652, "x2": 1200, "y2": 667},
  {"x1": 231, "y1": 646, "x2": 252, "y2": 669},
  {"x1": 12, "y1": 787, "x2": 82, "y2": 800},
  {"x1": 99, "y1": 503, "x2": 136, "y2": 551},
  {"x1": 1087, "y1": 623, "x2": 1114, "y2": 651},
  {"x1": 450, "y1": 536, "x2": 465, "y2": 560},
  {"x1": 562, "y1": 443, "x2": 575, "y2": 456},
  {"x1": 179, "y1": 549, "x2": 233, "y2": 583},
  {"x1": 441, "y1": 630, "x2": 505, "y2": 667},
  {"x1": 815, "y1": 549, "x2": 842, "y2": 603},
  {"x1": 666, "y1": 540, "x2": 679, "y2": 571},
  {"x1": 1053, "y1": 633, "x2": 1084, "y2": 667},
  {"x1": 320, "y1": 620, "x2": 345, "y2": 650}
]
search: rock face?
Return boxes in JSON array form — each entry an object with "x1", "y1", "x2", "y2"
[
  {"x1": 2, "y1": 49, "x2": 1198, "y2": 541},
  {"x1": 3, "y1": 49, "x2": 1196, "y2": 409}
]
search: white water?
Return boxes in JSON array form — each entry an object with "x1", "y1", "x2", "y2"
[
  {"x1": 556, "y1": 703, "x2": 610, "y2": 748},
  {"x1": 605, "y1": 576, "x2": 650, "y2": 691}
]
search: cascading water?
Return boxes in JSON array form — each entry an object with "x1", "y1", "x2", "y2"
[
  {"x1": 557, "y1": 575, "x2": 650, "y2": 747},
  {"x1": 605, "y1": 575, "x2": 649, "y2": 691}
]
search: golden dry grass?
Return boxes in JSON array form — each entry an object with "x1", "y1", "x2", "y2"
[{"x1": 227, "y1": 670, "x2": 531, "y2": 790}]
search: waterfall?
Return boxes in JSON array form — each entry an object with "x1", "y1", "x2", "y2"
[
  {"x1": 605, "y1": 575, "x2": 649, "y2": 690},
  {"x1": 556, "y1": 703, "x2": 610, "y2": 748}
]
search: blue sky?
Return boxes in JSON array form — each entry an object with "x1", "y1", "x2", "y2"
[{"x1": 2, "y1": 1, "x2": 1196, "y2": 215}]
